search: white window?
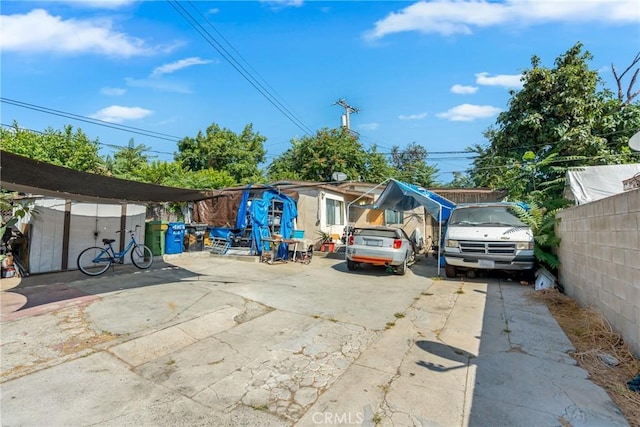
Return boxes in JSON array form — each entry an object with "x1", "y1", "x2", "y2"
[
  {"x1": 385, "y1": 209, "x2": 404, "y2": 225},
  {"x1": 326, "y1": 198, "x2": 344, "y2": 226}
]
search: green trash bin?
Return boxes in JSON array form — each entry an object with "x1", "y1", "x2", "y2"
[{"x1": 145, "y1": 221, "x2": 168, "y2": 256}]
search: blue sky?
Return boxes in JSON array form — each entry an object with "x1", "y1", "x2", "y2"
[{"x1": 1, "y1": 0, "x2": 639, "y2": 184}]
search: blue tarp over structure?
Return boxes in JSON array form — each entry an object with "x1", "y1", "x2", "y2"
[
  {"x1": 348, "y1": 178, "x2": 456, "y2": 275},
  {"x1": 250, "y1": 189, "x2": 298, "y2": 258},
  {"x1": 371, "y1": 179, "x2": 455, "y2": 222}
]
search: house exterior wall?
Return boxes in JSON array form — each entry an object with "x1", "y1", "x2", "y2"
[
  {"x1": 295, "y1": 191, "x2": 322, "y2": 246},
  {"x1": 556, "y1": 188, "x2": 640, "y2": 357}
]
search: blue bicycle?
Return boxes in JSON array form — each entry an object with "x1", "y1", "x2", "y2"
[{"x1": 77, "y1": 225, "x2": 153, "y2": 276}]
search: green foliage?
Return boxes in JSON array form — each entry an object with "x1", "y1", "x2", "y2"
[
  {"x1": 1, "y1": 122, "x2": 105, "y2": 173},
  {"x1": 105, "y1": 138, "x2": 153, "y2": 179},
  {"x1": 169, "y1": 168, "x2": 236, "y2": 190},
  {"x1": 447, "y1": 171, "x2": 475, "y2": 188},
  {"x1": 465, "y1": 43, "x2": 640, "y2": 274},
  {"x1": 363, "y1": 145, "x2": 395, "y2": 183},
  {"x1": 389, "y1": 142, "x2": 439, "y2": 188},
  {"x1": 0, "y1": 191, "x2": 36, "y2": 238},
  {"x1": 128, "y1": 160, "x2": 235, "y2": 190},
  {"x1": 175, "y1": 123, "x2": 265, "y2": 184},
  {"x1": 268, "y1": 128, "x2": 438, "y2": 186},
  {"x1": 470, "y1": 43, "x2": 640, "y2": 199},
  {"x1": 509, "y1": 199, "x2": 564, "y2": 271},
  {"x1": 267, "y1": 127, "x2": 370, "y2": 182}
]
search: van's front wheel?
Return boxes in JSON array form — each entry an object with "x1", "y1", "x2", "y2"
[{"x1": 445, "y1": 262, "x2": 456, "y2": 278}]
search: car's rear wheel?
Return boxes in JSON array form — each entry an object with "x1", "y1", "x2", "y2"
[
  {"x1": 347, "y1": 260, "x2": 356, "y2": 270},
  {"x1": 445, "y1": 262, "x2": 456, "y2": 278},
  {"x1": 396, "y1": 257, "x2": 407, "y2": 275}
]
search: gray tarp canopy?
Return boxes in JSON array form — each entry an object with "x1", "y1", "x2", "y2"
[{"x1": 347, "y1": 178, "x2": 456, "y2": 275}]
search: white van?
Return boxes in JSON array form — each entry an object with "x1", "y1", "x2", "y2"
[{"x1": 442, "y1": 202, "x2": 535, "y2": 278}]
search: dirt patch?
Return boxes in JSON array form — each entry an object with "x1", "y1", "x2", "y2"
[{"x1": 533, "y1": 289, "x2": 640, "y2": 427}]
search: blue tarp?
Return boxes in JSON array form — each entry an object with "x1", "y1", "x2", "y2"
[
  {"x1": 250, "y1": 189, "x2": 298, "y2": 258},
  {"x1": 207, "y1": 185, "x2": 297, "y2": 259},
  {"x1": 371, "y1": 179, "x2": 456, "y2": 222}
]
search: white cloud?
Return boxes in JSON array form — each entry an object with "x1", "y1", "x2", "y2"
[
  {"x1": 398, "y1": 112, "x2": 427, "y2": 120},
  {"x1": 259, "y1": 0, "x2": 304, "y2": 8},
  {"x1": 125, "y1": 77, "x2": 192, "y2": 94},
  {"x1": 359, "y1": 122, "x2": 379, "y2": 131},
  {"x1": 101, "y1": 87, "x2": 126, "y2": 96},
  {"x1": 364, "y1": 0, "x2": 639, "y2": 39},
  {"x1": 436, "y1": 104, "x2": 501, "y2": 122},
  {"x1": 90, "y1": 105, "x2": 152, "y2": 123},
  {"x1": 475, "y1": 72, "x2": 523, "y2": 88},
  {"x1": 0, "y1": 9, "x2": 153, "y2": 57},
  {"x1": 151, "y1": 57, "x2": 213, "y2": 77},
  {"x1": 451, "y1": 84, "x2": 478, "y2": 94},
  {"x1": 60, "y1": 0, "x2": 134, "y2": 9}
]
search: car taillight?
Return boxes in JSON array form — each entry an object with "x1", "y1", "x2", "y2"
[
  {"x1": 393, "y1": 239, "x2": 402, "y2": 249},
  {"x1": 348, "y1": 235, "x2": 354, "y2": 245}
]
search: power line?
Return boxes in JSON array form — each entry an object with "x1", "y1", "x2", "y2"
[
  {"x1": 167, "y1": 0, "x2": 315, "y2": 137},
  {"x1": 183, "y1": 2, "x2": 313, "y2": 135},
  {"x1": 0, "y1": 97, "x2": 183, "y2": 142},
  {"x1": 1, "y1": 122, "x2": 177, "y2": 156}
]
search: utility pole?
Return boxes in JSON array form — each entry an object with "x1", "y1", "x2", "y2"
[{"x1": 333, "y1": 98, "x2": 359, "y2": 130}]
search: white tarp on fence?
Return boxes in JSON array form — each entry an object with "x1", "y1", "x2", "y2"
[{"x1": 564, "y1": 164, "x2": 640, "y2": 205}]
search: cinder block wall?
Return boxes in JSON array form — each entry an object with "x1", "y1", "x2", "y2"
[{"x1": 556, "y1": 188, "x2": 640, "y2": 357}]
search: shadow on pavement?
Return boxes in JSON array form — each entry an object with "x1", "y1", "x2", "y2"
[
  {"x1": 415, "y1": 340, "x2": 475, "y2": 372},
  {"x1": 1, "y1": 260, "x2": 199, "y2": 317}
]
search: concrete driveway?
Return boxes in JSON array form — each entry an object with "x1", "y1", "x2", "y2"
[{"x1": 0, "y1": 252, "x2": 628, "y2": 426}]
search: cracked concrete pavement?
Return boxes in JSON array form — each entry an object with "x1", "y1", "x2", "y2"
[{"x1": 0, "y1": 253, "x2": 630, "y2": 426}]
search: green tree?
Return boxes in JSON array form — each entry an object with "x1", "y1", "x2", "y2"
[
  {"x1": 105, "y1": 138, "x2": 153, "y2": 179},
  {"x1": 131, "y1": 160, "x2": 235, "y2": 190},
  {"x1": 268, "y1": 127, "x2": 366, "y2": 182},
  {"x1": 0, "y1": 122, "x2": 105, "y2": 173},
  {"x1": 268, "y1": 127, "x2": 394, "y2": 183},
  {"x1": 389, "y1": 142, "x2": 439, "y2": 188},
  {"x1": 175, "y1": 123, "x2": 266, "y2": 184},
  {"x1": 471, "y1": 43, "x2": 640, "y2": 200},
  {"x1": 362, "y1": 145, "x2": 394, "y2": 183},
  {"x1": 447, "y1": 172, "x2": 475, "y2": 188}
]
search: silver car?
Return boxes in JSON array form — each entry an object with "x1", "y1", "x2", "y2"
[{"x1": 345, "y1": 226, "x2": 416, "y2": 275}]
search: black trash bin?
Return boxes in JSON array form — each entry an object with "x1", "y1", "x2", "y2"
[{"x1": 184, "y1": 224, "x2": 207, "y2": 252}]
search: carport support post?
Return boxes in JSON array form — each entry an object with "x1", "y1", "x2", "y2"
[
  {"x1": 61, "y1": 200, "x2": 72, "y2": 270},
  {"x1": 438, "y1": 208, "x2": 442, "y2": 276},
  {"x1": 119, "y1": 204, "x2": 127, "y2": 252}
]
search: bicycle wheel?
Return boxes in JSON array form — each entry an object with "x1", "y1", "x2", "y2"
[
  {"x1": 77, "y1": 247, "x2": 111, "y2": 276},
  {"x1": 131, "y1": 244, "x2": 153, "y2": 269}
]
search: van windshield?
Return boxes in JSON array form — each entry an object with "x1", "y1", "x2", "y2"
[{"x1": 448, "y1": 206, "x2": 527, "y2": 227}]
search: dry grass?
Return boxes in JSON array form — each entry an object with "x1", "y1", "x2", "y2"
[{"x1": 532, "y1": 289, "x2": 640, "y2": 427}]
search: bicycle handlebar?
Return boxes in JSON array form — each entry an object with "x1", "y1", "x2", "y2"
[{"x1": 115, "y1": 224, "x2": 141, "y2": 234}]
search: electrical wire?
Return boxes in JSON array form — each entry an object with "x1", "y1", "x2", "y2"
[
  {"x1": 167, "y1": 0, "x2": 315, "y2": 137},
  {"x1": 0, "y1": 97, "x2": 182, "y2": 142}
]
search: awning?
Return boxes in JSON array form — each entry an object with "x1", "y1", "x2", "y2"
[
  {"x1": 1, "y1": 150, "x2": 210, "y2": 203},
  {"x1": 369, "y1": 179, "x2": 455, "y2": 222},
  {"x1": 346, "y1": 178, "x2": 457, "y2": 276}
]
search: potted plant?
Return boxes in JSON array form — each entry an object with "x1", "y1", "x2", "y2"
[{"x1": 317, "y1": 230, "x2": 335, "y2": 253}]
